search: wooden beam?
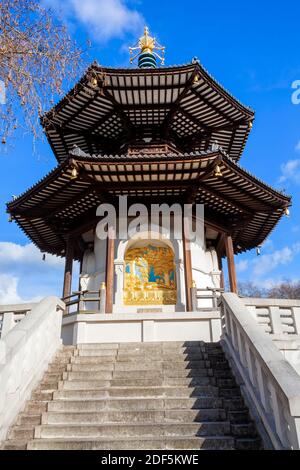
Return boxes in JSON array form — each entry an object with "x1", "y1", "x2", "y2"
[
  {"x1": 161, "y1": 68, "x2": 199, "y2": 136},
  {"x1": 62, "y1": 237, "x2": 75, "y2": 300},
  {"x1": 182, "y1": 217, "x2": 193, "y2": 311},
  {"x1": 224, "y1": 234, "x2": 238, "y2": 294},
  {"x1": 105, "y1": 225, "x2": 115, "y2": 313}
]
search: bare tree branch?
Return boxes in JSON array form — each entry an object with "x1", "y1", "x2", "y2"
[{"x1": 0, "y1": 0, "x2": 87, "y2": 146}]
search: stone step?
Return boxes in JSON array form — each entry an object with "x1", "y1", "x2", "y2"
[
  {"x1": 2, "y1": 340, "x2": 262, "y2": 451},
  {"x1": 40, "y1": 381, "x2": 59, "y2": 391},
  {"x1": 34, "y1": 421, "x2": 231, "y2": 439},
  {"x1": 114, "y1": 362, "x2": 214, "y2": 372},
  {"x1": 231, "y1": 423, "x2": 257, "y2": 437},
  {"x1": 77, "y1": 343, "x2": 120, "y2": 350},
  {"x1": 77, "y1": 342, "x2": 206, "y2": 350},
  {"x1": 47, "y1": 397, "x2": 224, "y2": 412},
  {"x1": 47, "y1": 365, "x2": 69, "y2": 374},
  {"x1": 25, "y1": 402, "x2": 48, "y2": 414},
  {"x1": 117, "y1": 341, "x2": 206, "y2": 349},
  {"x1": 67, "y1": 363, "x2": 114, "y2": 372},
  {"x1": 71, "y1": 356, "x2": 210, "y2": 366},
  {"x1": 44, "y1": 372, "x2": 64, "y2": 381},
  {"x1": 66, "y1": 362, "x2": 216, "y2": 375},
  {"x1": 18, "y1": 414, "x2": 41, "y2": 426},
  {"x1": 58, "y1": 378, "x2": 219, "y2": 389},
  {"x1": 235, "y1": 438, "x2": 262, "y2": 450},
  {"x1": 228, "y1": 410, "x2": 250, "y2": 424},
  {"x1": 223, "y1": 398, "x2": 245, "y2": 411},
  {"x1": 52, "y1": 385, "x2": 220, "y2": 399},
  {"x1": 2, "y1": 440, "x2": 28, "y2": 450},
  {"x1": 32, "y1": 391, "x2": 54, "y2": 401},
  {"x1": 42, "y1": 408, "x2": 227, "y2": 425},
  {"x1": 219, "y1": 388, "x2": 241, "y2": 398},
  {"x1": 27, "y1": 436, "x2": 236, "y2": 450},
  {"x1": 8, "y1": 426, "x2": 35, "y2": 441},
  {"x1": 77, "y1": 350, "x2": 209, "y2": 360}
]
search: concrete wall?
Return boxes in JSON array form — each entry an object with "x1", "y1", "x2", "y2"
[
  {"x1": 221, "y1": 293, "x2": 300, "y2": 450},
  {"x1": 62, "y1": 311, "x2": 222, "y2": 345},
  {"x1": 243, "y1": 297, "x2": 300, "y2": 376},
  {"x1": 0, "y1": 297, "x2": 64, "y2": 443}
]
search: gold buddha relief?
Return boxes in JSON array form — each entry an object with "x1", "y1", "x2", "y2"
[{"x1": 124, "y1": 244, "x2": 177, "y2": 305}]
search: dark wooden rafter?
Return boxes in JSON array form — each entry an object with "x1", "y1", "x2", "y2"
[
  {"x1": 189, "y1": 86, "x2": 236, "y2": 125},
  {"x1": 102, "y1": 88, "x2": 134, "y2": 136},
  {"x1": 181, "y1": 119, "x2": 249, "y2": 148},
  {"x1": 47, "y1": 124, "x2": 117, "y2": 150},
  {"x1": 198, "y1": 181, "x2": 254, "y2": 217},
  {"x1": 51, "y1": 87, "x2": 103, "y2": 130},
  {"x1": 161, "y1": 68, "x2": 200, "y2": 138}
]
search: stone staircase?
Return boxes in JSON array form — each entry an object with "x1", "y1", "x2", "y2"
[{"x1": 2, "y1": 342, "x2": 262, "y2": 450}]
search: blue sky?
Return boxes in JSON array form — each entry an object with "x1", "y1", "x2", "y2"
[{"x1": 0, "y1": 0, "x2": 300, "y2": 302}]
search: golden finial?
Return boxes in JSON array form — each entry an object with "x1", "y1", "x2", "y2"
[{"x1": 129, "y1": 26, "x2": 165, "y2": 68}]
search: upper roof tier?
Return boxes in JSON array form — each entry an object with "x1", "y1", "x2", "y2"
[{"x1": 42, "y1": 62, "x2": 255, "y2": 164}]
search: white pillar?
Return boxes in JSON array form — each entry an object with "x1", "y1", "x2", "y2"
[{"x1": 114, "y1": 261, "x2": 124, "y2": 311}]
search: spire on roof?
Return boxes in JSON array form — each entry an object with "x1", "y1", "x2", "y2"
[{"x1": 129, "y1": 26, "x2": 165, "y2": 69}]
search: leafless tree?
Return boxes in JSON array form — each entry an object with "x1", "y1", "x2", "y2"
[
  {"x1": 238, "y1": 281, "x2": 266, "y2": 298},
  {"x1": 0, "y1": 0, "x2": 86, "y2": 146},
  {"x1": 268, "y1": 281, "x2": 300, "y2": 300}
]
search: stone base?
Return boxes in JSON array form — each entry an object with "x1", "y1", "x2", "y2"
[{"x1": 61, "y1": 311, "x2": 222, "y2": 346}]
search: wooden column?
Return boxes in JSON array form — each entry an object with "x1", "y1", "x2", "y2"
[
  {"x1": 62, "y1": 237, "x2": 75, "y2": 299},
  {"x1": 182, "y1": 218, "x2": 193, "y2": 311},
  {"x1": 224, "y1": 234, "x2": 238, "y2": 294},
  {"x1": 105, "y1": 225, "x2": 115, "y2": 313}
]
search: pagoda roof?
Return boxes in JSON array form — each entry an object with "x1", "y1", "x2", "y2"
[
  {"x1": 7, "y1": 149, "x2": 290, "y2": 260},
  {"x1": 42, "y1": 62, "x2": 254, "y2": 164}
]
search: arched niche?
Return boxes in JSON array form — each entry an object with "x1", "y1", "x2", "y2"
[
  {"x1": 114, "y1": 227, "x2": 186, "y2": 311},
  {"x1": 123, "y1": 239, "x2": 177, "y2": 306}
]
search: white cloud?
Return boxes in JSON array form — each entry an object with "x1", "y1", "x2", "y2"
[
  {"x1": 278, "y1": 159, "x2": 300, "y2": 185},
  {"x1": 0, "y1": 242, "x2": 63, "y2": 268},
  {"x1": 45, "y1": 0, "x2": 144, "y2": 43},
  {"x1": 236, "y1": 259, "x2": 249, "y2": 272},
  {"x1": 0, "y1": 242, "x2": 80, "y2": 305},
  {"x1": 0, "y1": 273, "x2": 42, "y2": 304},
  {"x1": 252, "y1": 243, "x2": 300, "y2": 278},
  {"x1": 295, "y1": 141, "x2": 300, "y2": 152},
  {"x1": 0, "y1": 242, "x2": 65, "y2": 305}
]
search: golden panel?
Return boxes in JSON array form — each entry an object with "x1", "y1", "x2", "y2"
[{"x1": 124, "y1": 244, "x2": 177, "y2": 306}]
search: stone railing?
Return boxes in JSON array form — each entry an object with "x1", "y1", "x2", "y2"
[
  {"x1": 243, "y1": 297, "x2": 300, "y2": 337},
  {"x1": 0, "y1": 303, "x2": 36, "y2": 338},
  {"x1": 220, "y1": 293, "x2": 300, "y2": 450},
  {"x1": 0, "y1": 297, "x2": 64, "y2": 443}
]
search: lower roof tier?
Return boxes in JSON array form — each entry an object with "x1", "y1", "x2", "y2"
[{"x1": 7, "y1": 148, "x2": 290, "y2": 259}]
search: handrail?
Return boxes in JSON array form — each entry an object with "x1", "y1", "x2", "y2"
[
  {"x1": 0, "y1": 303, "x2": 37, "y2": 338},
  {"x1": 242, "y1": 297, "x2": 300, "y2": 336},
  {"x1": 191, "y1": 285, "x2": 224, "y2": 310},
  {"x1": 220, "y1": 292, "x2": 300, "y2": 450},
  {"x1": 0, "y1": 303, "x2": 36, "y2": 314},
  {"x1": 0, "y1": 297, "x2": 64, "y2": 442},
  {"x1": 62, "y1": 287, "x2": 106, "y2": 314}
]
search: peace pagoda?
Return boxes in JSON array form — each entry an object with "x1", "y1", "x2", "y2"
[
  {"x1": 7, "y1": 27, "x2": 290, "y2": 320},
  {"x1": 2, "y1": 27, "x2": 300, "y2": 454}
]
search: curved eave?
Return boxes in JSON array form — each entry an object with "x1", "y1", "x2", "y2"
[
  {"x1": 42, "y1": 62, "x2": 255, "y2": 164},
  {"x1": 7, "y1": 150, "x2": 290, "y2": 257}
]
